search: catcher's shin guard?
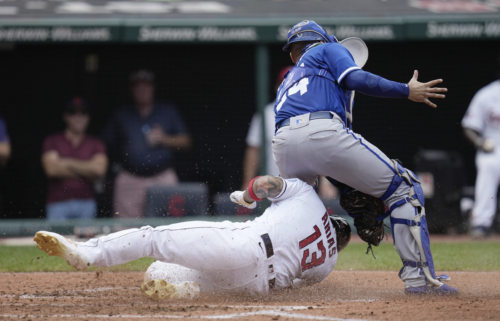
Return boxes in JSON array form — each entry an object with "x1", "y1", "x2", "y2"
[{"x1": 384, "y1": 160, "x2": 448, "y2": 287}]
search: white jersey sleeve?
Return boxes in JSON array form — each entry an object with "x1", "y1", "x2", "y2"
[
  {"x1": 462, "y1": 88, "x2": 487, "y2": 134},
  {"x1": 267, "y1": 178, "x2": 313, "y2": 202},
  {"x1": 246, "y1": 113, "x2": 262, "y2": 148}
]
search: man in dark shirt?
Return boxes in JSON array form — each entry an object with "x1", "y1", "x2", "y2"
[
  {"x1": 102, "y1": 70, "x2": 191, "y2": 218},
  {"x1": 42, "y1": 98, "x2": 108, "y2": 220}
]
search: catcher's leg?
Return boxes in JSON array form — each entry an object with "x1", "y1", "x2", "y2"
[
  {"x1": 272, "y1": 114, "x2": 454, "y2": 291},
  {"x1": 382, "y1": 162, "x2": 458, "y2": 294}
]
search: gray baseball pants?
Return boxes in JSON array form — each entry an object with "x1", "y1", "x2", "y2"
[{"x1": 272, "y1": 113, "x2": 426, "y2": 288}]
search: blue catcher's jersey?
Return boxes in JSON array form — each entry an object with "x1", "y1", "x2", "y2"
[{"x1": 274, "y1": 43, "x2": 360, "y2": 128}]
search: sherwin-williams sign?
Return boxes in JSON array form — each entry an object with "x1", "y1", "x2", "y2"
[
  {"x1": 0, "y1": 19, "x2": 499, "y2": 43},
  {"x1": 123, "y1": 23, "x2": 404, "y2": 43},
  {"x1": 407, "y1": 20, "x2": 500, "y2": 39},
  {"x1": 0, "y1": 26, "x2": 119, "y2": 42},
  {"x1": 132, "y1": 26, "x2": 258, "y2": 42}
]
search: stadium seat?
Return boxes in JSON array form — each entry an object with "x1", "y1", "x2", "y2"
[{"x1": 145, "y1": 183, "x2": 209, "y2": 217}]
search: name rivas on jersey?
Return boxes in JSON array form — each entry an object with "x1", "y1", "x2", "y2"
[
  {"x1": 322, "y1": 213, "x2": 337, "y2": 258},
  {"x1": 139, "y1": 26, "x2": 257, "y2": 42}
]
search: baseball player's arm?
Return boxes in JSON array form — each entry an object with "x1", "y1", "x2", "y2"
[
  {"x1": 231, "y1": 175, "x2": 285, "y2": 208},
  {"x1": 343, "y1": 69, "x2": 446, "y2": 108},
  {"x1": 243, "y1": 175, "x2": 284, "y2": 202},
  {"x1": 231, "y1": 176, "x2": 311, "y2": 207},
  {"x1": 463, "y1": 127, "x2": 495, "y2": 152}
]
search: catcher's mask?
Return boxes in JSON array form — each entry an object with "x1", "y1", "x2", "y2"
[{"x1": 330, "y1": 215, "x2": 351, "y2": 252}]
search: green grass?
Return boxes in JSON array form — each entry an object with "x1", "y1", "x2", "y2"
[
  {"x1": 1, "y1": 240, "x2": 500, "y2": 273},
  {"x1": 336, "y1": 241, "x2": 500, "y2": 271},
  {"x1": 0, "y1": 245, "x2": 154, "y2": 272}
]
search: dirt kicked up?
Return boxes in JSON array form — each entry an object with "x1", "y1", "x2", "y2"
[{"x1": 0, "y1": 270, "x2": 498, "y2": 321}]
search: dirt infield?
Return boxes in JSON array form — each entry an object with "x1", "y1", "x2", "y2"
[{"x1": 0, "y1": 270, "x2": 499, "y2": 320}]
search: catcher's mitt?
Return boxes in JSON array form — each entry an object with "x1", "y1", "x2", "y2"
[{"x1": 339, "y1": 190, "x2": 386, "y2": 257}]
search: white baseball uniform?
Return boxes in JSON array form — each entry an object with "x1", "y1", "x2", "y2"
[
  {"x1": 76, "y1": 178, "x2": 338, "y2": 294},
  {"x1": 462, "y1": 80, "x2": 500, "y2": 229},
  {"x1": 246, "y1": 102, "x2": 280, "y2": 176}
]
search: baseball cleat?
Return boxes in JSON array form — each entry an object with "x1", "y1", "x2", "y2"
[
  {"x1": 405, "y1": 283, "x2": 459, "y2": 295},
  {"x1": 141, "y1": 279, "x2": 200, "y2": 300},
  {"x1": 33, "y1": 231, "x2": 90, "y2": 270}
]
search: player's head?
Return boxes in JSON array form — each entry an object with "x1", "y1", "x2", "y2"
[
  {"x1": 330, "y1": 215, "x2": 351, "y2": 252},
  {"x1": 63, "y1": 97, "x2": 90, "y2": 135},
  {"x1": 283, "y1": 20, "x2": 336, "y2": 62},
  {"x1": 130, "y1": 69, "x2": 155, "y2": 107}
]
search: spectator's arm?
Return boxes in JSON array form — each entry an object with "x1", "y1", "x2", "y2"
[
  {"x1": 241, "y1": 146, "x2": 260, "y2": 190},
  {"x1": 161, "y1": 133, "x2": 192, "y2": 150},
  {"x1": 161, "y1": 107, "x2": 192, "y2": 150},
  {"x1": 146, "y1": 124, "x2": 191, "y2": 150},
  {"x1": 0, "y1": 142, "x2": 10, "y2": 166},
  {"x1": 62, "y1": 153, "x2": 108, "y2": 180},
  {"x1": 42, "y1": 150, "x2": 78, "y2": 178}
]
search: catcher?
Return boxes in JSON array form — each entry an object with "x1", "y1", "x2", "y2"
[{"x1": 272, "y1": 20, "x2": 458, "y2": 295}]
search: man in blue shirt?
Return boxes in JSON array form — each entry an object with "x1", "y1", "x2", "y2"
[
  {"x1": 102, "y1": 70, "x2": 191, "y2": 218},
  {"x1": 272, "y1": 20, "x2": 457, "y2": 295}
]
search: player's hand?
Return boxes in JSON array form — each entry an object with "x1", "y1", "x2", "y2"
[
  {"x1": 408, "y1": 70, "x2": 447, "y2": 108},
  {"x1": 230, "y1": 191, "x2": 256, "y2": 209},
  {"x1": 478, "y1": 138, "x2": 496, "y2": 153}
]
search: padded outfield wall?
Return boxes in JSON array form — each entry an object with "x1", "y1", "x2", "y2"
[{"x1": 0, "y1": 16, "x2": 499, "y2": 219}]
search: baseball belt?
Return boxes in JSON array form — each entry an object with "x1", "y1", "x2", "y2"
[
  {"x1": 260, "y1": 233, "x2": 276, "y2": 289},
  {"x1": 277, "y1": 111, "x2": 334, "y2": 129}
]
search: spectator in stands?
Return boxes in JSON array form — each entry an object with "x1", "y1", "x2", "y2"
[
  {"x1": 0, "y1": 115, "x2": 10, "y2": 216},
  {"x1": 102, "y1": 69, "x2": 191, "y2": 218},
  {"x1": 42, "y1": 98, "x2": 107, "y2": 220},
  {"x1": 0, "y1": 116, "x2": 10, "y2": 167}
]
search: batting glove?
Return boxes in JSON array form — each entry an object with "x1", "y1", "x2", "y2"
[{"x1": 230, "y1": 191, "x2": 256, "y2": 209}]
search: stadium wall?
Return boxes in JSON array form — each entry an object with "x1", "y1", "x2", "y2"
[{"x1": 0, "y1": 39, "x2": 499, "y2": 219}]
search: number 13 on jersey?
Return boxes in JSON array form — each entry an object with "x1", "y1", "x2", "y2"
[{"x1": 299, "y1": 214, "x2": 337, "y2": 272}]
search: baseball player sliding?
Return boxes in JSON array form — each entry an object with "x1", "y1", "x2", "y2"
[
  {"x1": 272, "y1": 20, "x2": 458, "y2": 294},
  {"x1": 461, "y1": 57, "x2": 500, "y2": 238},
  {"x1": 34, "y1": 175, "x2": 351, "y2": 299}
]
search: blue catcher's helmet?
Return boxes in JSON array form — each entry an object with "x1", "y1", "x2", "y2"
[{"x1": 282, "y1": 20, "x2": 337, "y2": 51}]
